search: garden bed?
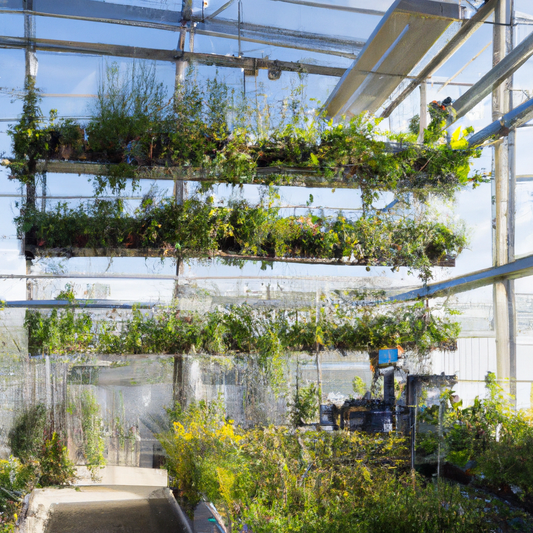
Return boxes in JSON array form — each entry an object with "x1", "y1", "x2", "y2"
[
  {"x1": 25, "y1": 301, "x2": 460, "y2": 360},
  {"x1": 34, "y1": 159, "x2": 475, "y2": 192}
]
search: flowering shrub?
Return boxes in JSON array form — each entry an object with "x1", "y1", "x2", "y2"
[{"x1": 159, "y1": 400, "x2": 525, "y2": 533}]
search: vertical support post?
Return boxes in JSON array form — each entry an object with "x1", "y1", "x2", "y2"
[
  {"x1": 24, "y1": 0, "x2": 37, "y2": 210},
  {"x1": 24, "y1": 0, "x2": 37, "y2": 81},
  {"x1": 492, "y1": 0, "x2": 512, "y2": 393},
  {"x1": 41, "y1": 171, "x2": 46, "y2": 212},
  {"x1": 175, "y1": 0, "x2": 193, "y2": 205},
  {"x1": 173, "y1": 257, "x2": 184, "y2": 302},
  {"x1": 45, "y1": 354, "x2": 51, "y2": 409},
  {"x1": 173, "y1": 355, "x2": 186, "y2": 409},
  {"x1": 315, "y1": 288, "x2": 322, "y2": 405},
  {"x1": 26, "y1": 260, "x2": 33, "y2": 301},
  {"x1": 409, "y1": 379, "x2": 417, "y2": 474},
  {"x1": 418, "y1": 81, "x2": 427, "y2": 144},
  {"x1": 24, "y1": 0, "x2": 37, "y2": 303},
  {"x1": 173, "y1": 0, "x2": 194, "y2": 307},
  {"x1": 507, "y1": 4, "x2": 517, "y2": 402},
  {"x1": 383, "y1": 367, "x2": 395, "y2": 406},
  {"x1": 437, "y1": 398, "x2": 444, "y2": 480},
  {"x1": 175, "y1": 28, "x2": 188, "y2": 85}
]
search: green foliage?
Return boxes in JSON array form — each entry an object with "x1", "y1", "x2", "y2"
[
  {"x1": 24, "y1": 302, "x2": 460, "y2": 390},
  {"x1": 441, "y1": 373, "x2": 518, "y2": 468},
  {"x1": 159, "y1": 401, "x2": 515, "y2": 533},
  {"x1": 6, "y1": 77, "x2": 52, "y2": 186},
  {"x1": 159, "y1": 399, "x2": 247, "y2": 517},
  {"x1": 289, "y1": 382, "x2": 318, "y2": 427},
  {"x1": 352, "y1": 375, "x2": 367, "y2": 398},
  {"x1": 0, "y1": 457, "x2": 37, "y2": 533},
  {"x1": 25, "y1": 307, "x2": 93, "y2": 355},
  {"x1": 24, "y1": 302, "x2": 460, "y2": 393},
  {"x1": 8, "y1": 404, "x2": 47, "y2": 462},
  {"x1": 86, "y1": 61, "x2": 168, "y2": 163},
  {"x1": 409, "y1": 115, "x2": 420, "y2": 136},
  {"x1": 68, "y1": 391, "x2": 106, "y2": 478},
  {"x1": 8, "y1": 404, "x2": 76, "y2": 490},
  {"x1": 417, "y1": 373, "x2": 533, "y2": 500},
  {"x1": 38, "y1": 432, "x2": 76, "y2": 487},
  {"x1": 7, "y1": 68, "x2": 484, "y2": 208},
  {"x1": 18, "y1": 196, "x2": 467, "y2": 279},
  {"x1": 55, "y1": 283, "x2": 76, "y2": 303}
]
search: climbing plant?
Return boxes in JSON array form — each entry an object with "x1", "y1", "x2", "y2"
[{"x1": 67, "y1": 391, "x2": 106, "y2": 479}]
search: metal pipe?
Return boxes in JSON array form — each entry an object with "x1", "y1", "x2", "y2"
[
  {"x1": 4, "y1": 299, "x2": 157, "y2": 309},
  {"x1": 418, "y1": 82, "x2": 427, "y2": 144},
  {"x1": 467, "y1": 95, "x2": 533, "y2": 147},
  {"x1": 452, "y1": 7, "x2": 533, "y2": 122},
  {"x1": 0, "y1": 36, "x2": 348, "y2": 77},
  {"x1": 388, "y1": 253, "x2": 533, "y2": 302},
  {"x1": 204, "y1": 0, "x2": 235, "y2": 20},
  {"x1": 270, "y1": 0, "x2": 386, "y2": 16},
  {"x1": 0, "y1": 2, "x2": 366, "y2": 59},
  {"x1": 492, "y1": 0, "x2": 512, "y2": 392}
]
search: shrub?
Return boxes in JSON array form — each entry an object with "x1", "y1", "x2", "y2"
[
  {"x1": 8, "y1": 405, "x2": 76, "y2": 487},
  {"x1": 158, "y1": 401, "x2": 516, "y2": 533}
]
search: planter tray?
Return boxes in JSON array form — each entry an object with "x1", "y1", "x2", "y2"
[
  {"x1": 33, "y1": 160, "x2": 448, "y2": 191},
  {"x1": 25, "y1": 245, "x2": 456, "y2": 268}
]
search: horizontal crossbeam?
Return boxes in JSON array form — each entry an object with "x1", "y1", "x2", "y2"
[
  {"x1": 1, "y1": 0, "x2": 366, "y2": 58},
  {"x1": 390, "y1": 253, "x2": 533, "y2": 302}
]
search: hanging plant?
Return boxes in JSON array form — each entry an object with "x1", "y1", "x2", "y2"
[
  {"x1": 18, "y1": 196, "x2": 466, "y2": 279},
  {"x1": 5, "y1": 67, "x2": 486, "y2": 208}
]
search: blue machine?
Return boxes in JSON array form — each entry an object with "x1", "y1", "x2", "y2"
[{"x1": 378, "y1": 348, "x2": 400, "y2": 365}]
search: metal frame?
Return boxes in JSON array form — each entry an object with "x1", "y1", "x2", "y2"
[
  {"x1": 0, "y1": 36, "x2": 346, "y2": 77},
  {"x1": 390, "y1": 254, "x2": 533, "y2": 302},
  {"x1": 451, "y1": 20, "x2": 533, "y2": 122},
  {"x1": 381, "y1": 0, "x2": 498, "y2": 118},
  {"x1": 1, "y1": 0, "x2": 366, "y2": 58},
  {"x1": 270, "y1": 0, "x2": 387, "y2": 17},
  {"x1": 324, "y1": 0, "x2": 462, "y2": 118}
]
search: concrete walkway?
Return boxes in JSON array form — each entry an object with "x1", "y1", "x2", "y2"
[{"x1": 17, "y1": 467, "x2": 192, "y2": 533}]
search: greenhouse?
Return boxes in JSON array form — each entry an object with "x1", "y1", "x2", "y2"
[{"x1": 2, "y1": 0, "x2": 533, "y2": 531}]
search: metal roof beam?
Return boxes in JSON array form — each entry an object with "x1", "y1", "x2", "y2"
[
  {"x1": 0, "y1": 36, "x2": 346, "y2": 76},
  {"x1": 468, "y1": 95, "x2": 533, "y2": 147},
  {"x1": 3, "y1": 0, "x2": 184, "y2": 29},
  {"x1": 381, "y1": 0, "x2": 497, "y2": 119},
  {"x1": 204, "y1": 0, "x2": 235, "y2": 20},
  {"x1": 324, "y1": 0, "x2": 463, "y2": 118},
  {"x1": 390, "y1": 253, "x2": 533, "y2": 302},
  {"x1": 0, "y1": 0, "x2": 365, "y2": 58},
  {"x1": 4, "y1": 299, "x2": 155, "y2": 309},
  {"x1": 194, "y1": 18, "x2": 364, "y2": 58},
  {"x1": 269, "y1": 0, "x2": 386, "y2": 17},
  {"x1": 452, "y1": 27, "x2": 533, "y2": 122}
]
